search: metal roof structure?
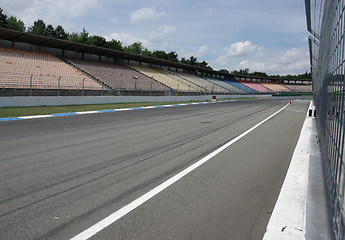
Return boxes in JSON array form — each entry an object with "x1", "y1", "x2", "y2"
[
  {"x1": 0, "y1": 27, "x2": 224, "y2": 76},
  {"x1": 0, "y1": 27, "x2": 312, "y2": 83}
]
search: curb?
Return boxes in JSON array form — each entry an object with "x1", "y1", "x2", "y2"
[
  {"x1": 262, "y1": 101, "x2": 314, "y2": 240},
  {"x1": 0, "y1": 100, "x2": 231, "y2": 122}
]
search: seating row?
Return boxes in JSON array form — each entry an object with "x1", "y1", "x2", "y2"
[
  {"x1": 129, "y1": 66, "x2": 203, "y2": 92},
  {"x1": 0, "y1": 47, "x2": 312, "y2": 94},
  {"x1": 66, "y1": 58, "x2": 166, "y2": 91},
  {"x1": 0, "y1": 48, "x2": 103, "y2": 90}
]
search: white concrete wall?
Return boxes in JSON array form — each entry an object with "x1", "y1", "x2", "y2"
[{"x1": 0, "y1": 95, "x2": 271, "y2": 107}]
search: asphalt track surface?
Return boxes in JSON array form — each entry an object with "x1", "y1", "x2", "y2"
[{"x1": 0, "y1": 98, "x2": 309, "y2": 240}]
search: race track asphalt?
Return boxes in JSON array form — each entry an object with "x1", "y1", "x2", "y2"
[{"x1": 0, "y1": 98, "x2": 309, "y2": 240}]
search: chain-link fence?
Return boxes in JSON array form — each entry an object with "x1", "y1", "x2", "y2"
[{"x1": 306, "y1": 0, "x2": 345, "y2": 238}]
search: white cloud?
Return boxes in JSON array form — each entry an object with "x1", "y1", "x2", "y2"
[
  {"x1": 111, "y1": 18, "x2": 120, "y2": 25},
  {"x1": 215, "y1": 55, "x2": 230, "y2": 67},
  {"x1": 237, "y1": 60, "x2": 267, "y2": 72},
  {"x1": 130, "y1": 7, "x2": 165, "y2": 25},
  {"x1": 196, "y1": 45, "x2": 208, "y2": 57},
  {"x1": 107, "y1": 33, "x2": 149, "y2": 47},
  {"x1": 225, "y1": 41, "x2": 257, "y2": 57},
  {"x1": 276, "y1": 48, "x2": 306, "y2": 64},
  {"x1": 4, "y1": 0, "x2": 99, "y2": 28},
  {"x1": 149, "y1": 26, "x2": 175, "y2": 41},
  {"x1": 234, "y1": 48, "x2": 310, "y2": 75},
  {"x1": 179, "y1": 45, "x2": 209, "y2": 59}
]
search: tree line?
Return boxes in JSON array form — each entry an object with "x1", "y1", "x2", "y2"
[
  {"x1": 0, "y1": 8, "x2": 212, "y2": 69},
  {"x1": 227, "y1": 68, "x2": 311, "y2": 80},
  {"x1": 0, "y1": 8, "x2": 311, "y2": 79}
]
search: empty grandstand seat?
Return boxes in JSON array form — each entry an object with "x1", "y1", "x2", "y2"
[
  {"x1": 202, "y1": 77, "x2": 241, "y2": 93},
  {"x1": 239, "y1": 81, "x2": 272, "y2": 93},
  {"x1": 260, "y1": 82, "x2": 291, "y2": 92},
  {"x1": 176, "y1": 72, "x2": 228, "y2": 93},
  {"x1": 0, "y1": 47, "x2": 103, "y2": 90},
  {"x1": 224, "y1": 79, "x2": 257, "y2": 93},
  {"x1": 66, "y1": 59, "x2": 166, "y2": 91},
  {"x1": 129, "y1": 65, "x2": 201, "y2": 92}
]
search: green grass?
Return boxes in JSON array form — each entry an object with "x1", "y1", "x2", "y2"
[
  {"x1": 0, "y1": 97, "x2": 261, "y2": 118},
  {"x1": 0, "y1": 102, "x2": 176, "y2": 118},
  {"x1": 272, "y1": 92, "x2": 313, "y2": 97},
  {"x1": 0, "y1": 100, "x2": 218, "y2": 118}
]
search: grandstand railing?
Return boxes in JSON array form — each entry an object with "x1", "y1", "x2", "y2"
[{"x1": 306, "y1": 0, "x2": 345, "y2": 239}]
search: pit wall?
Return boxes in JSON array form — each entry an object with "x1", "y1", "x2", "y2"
[{"x1": 0, "y1": 95, "x2": 272, "y2": 107}]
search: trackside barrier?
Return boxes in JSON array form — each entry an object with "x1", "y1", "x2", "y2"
[
  {"x1": 308, "y1": 101, "x2": 316, "y2": 118},
  {"x1": 0, "y1": 95, "x2": 272, "y2": 108}
]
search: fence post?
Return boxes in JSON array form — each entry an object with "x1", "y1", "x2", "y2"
[
  {"x1": 82, "y1": 78, "x2": 85, "y2": 96},
  {"x1": 30, "y1": 74, "x2": 33, "y2": 96},
  {"x1": 58, "y1": 76, "x2": 61, "y2": 97}
]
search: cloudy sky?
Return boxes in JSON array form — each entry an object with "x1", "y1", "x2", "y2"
[{"x1": 1, "y1": 0, "x2": 309, "y2": 75}]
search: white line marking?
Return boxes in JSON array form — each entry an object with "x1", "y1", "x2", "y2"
[
  {"x1": 141, "y1": 106, "x2": 156, "y2": 109},
  {"x1": 20, "y1": 115, "x2": 54, "y2": 119},
  {"x1": 75, "y1": 111, "x2": 100, "y2": 115},
  {"x1": 113, "y1": 108, "x2": 131, "y2": 111},
  {"x1": 70, "y1": 102, "x2": 290, "y2": 240}
]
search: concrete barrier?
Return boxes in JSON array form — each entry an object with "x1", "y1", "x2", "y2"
[
  {"x1": 262, "y1": 101, "x2": 313, "y2": 240},
  {"x1": 0, "y1": 95, "x2": 272, "y2": 108}
]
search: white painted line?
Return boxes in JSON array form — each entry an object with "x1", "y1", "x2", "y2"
[
  {"x1": 113, "y1": 108, "x2": 131, "y2": 111},
  {"x1": 20, "y1": 115, "x2": 54, "y2": 119},
  {"x1": 70, "y1": 102, "x2": 290, "y2": 240},
  {"x1": 0, "y1": 101, "x2": 222, "y2": 122},
  {"x1": 75, "y1": 111, "x2": 100, "y2": 115},
  {"x1": 141, "y1": 106, "x2": 156, "y2": 109}
]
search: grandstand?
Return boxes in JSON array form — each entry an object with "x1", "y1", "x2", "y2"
[
  {"x1": 177, "y1": 72, "x2": 228, "y2": 93},
  {"x1": 129, "y1": 65, "x2": 204, "y2": 92},
  {"x1": 65, "y1": 58, "x2": 166, "y2": 92},
  {"x1": 260, "y1": 81, "x2": 291, "y2": 93},
  {"x1": 202, "y1": 77, "x2": 244, "y2": 94},
  {"x1": 0, "y1": 47, "x2": 103, "y2": 92},
  {"x1": 162, "y1": 69, "x2": 209, "y2": 93},
  {"x1": 224, "y1": 79, "x2": 257, "y2": 93},
  {"x1": 284, "y1": 83, "x2": 313, "y2": 93},
  {"x1": 238, "y1": 81, "x2": 272, "y2": 93},
  {"x1": 0, "y1": 28, "x2": 313, "y2": 96}
]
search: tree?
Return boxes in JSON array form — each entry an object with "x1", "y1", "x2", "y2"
[
  {"x1": 152, "y1": 50, "x2": 169, "y2": 60},
  {"x1": 54, "y1": 25, "x2": 68, "y2": 40},
  {"x1": 6, "y1": 16, "x2": 25, "y2": 31},
  {"x1": 105, "y1": 39, "x2": 123, "y2": 51},
  {"x1": 0, "y1": 8, "x2": 8, "y2": 28},
  {"x1": 141, "y1": 48, "x2": 152, "y2": 57},
  {"x1": 251, "y1": 71, "x2": 268, "y2": 77},
  {"x1": 219, "y1": 69, "x2": 230, "y2": 73},
  {"x1": 180, "y1": 57, "x2": 189, "y2": 64},
  {"x1": 124, "y1": 41, "x2": 143, "y2": 54},
  {"x1": 87, "y1": 35, "x2": 106, "y2": 47},
  {"x1": 189, "y1": 56, "x2": 197, "y2": 65},
  {"x1": 45, "y1": 24, "x2": 55, "y2": 37},
  {"x1": 168, "y1": 51, "x2": 178, "y2": 62},
  {"x1": 196, "y1": 60, "x2": 211, "y2": 69},
  {"x1": 68, "y1": 32, "x2": 79, "y2": 42},
  {"x1": 231, "y1": 68, "x2": 250, "y2": 75},
  {"x1": 79, "y1": 28, "x2": 89, "y2": 43},
  {"x1": 28, "y1": 19, "x2": 47, "y2": 35}
]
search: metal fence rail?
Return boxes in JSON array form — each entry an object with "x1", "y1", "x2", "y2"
[{"x1": 306, "y1": 0, "x2": 345, "y2": 239}]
